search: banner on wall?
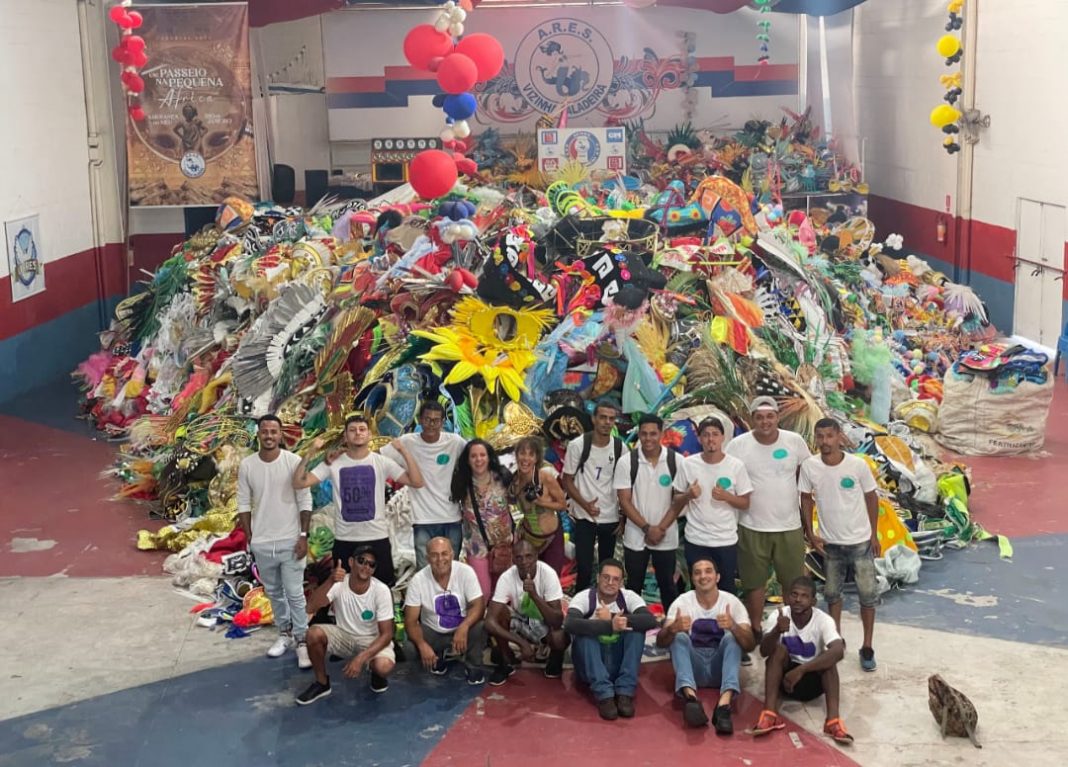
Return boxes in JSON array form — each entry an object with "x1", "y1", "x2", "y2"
[
  {"x1": 5, "y1": 215, "x2": 46, "y2": 303},
  {"x1": 324, "y1": 7, "x2": 799, "y2": 140},
  {"x1": 538, "y1": 128, "x2": 626, "y2": 174},
  {"x1": 127, "y1": 3, "x2": 258, "y2": 207}
]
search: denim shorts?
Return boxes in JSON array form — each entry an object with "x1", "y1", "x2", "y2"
[{"x1": 823, "y1": 541, "x2": 879, "y2": 608}]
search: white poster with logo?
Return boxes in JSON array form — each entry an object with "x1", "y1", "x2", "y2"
[
  {"x1": 323, "y1": 6, "x2": 799, "y2": 140},
  {"x1": 538, "y1": 128, "x2": 626, "y2": 174},
  {"x1": 5, "y1": 215, "x2": 46, "y2": 302}
]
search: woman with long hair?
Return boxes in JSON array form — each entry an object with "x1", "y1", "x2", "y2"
[
  {"x1": 451, "y1": 439, "x2": 514, "y2": 598},
  {"x1": 509, "y1": 436, "x2": 569, "y2": 575}
]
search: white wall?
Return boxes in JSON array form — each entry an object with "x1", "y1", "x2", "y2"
[
  {"x1": 0, "y1": 0, "x2": 95, "y2": 275},
  {"x1": 269, "y1": 94, "x2": 332, "y2": 189},
  {"x1": 853, "y1": 0, "x2": 957, "y2": 211},
  {"x1": 969, "y1": 0, "x2": 1068, "y2": 229}
]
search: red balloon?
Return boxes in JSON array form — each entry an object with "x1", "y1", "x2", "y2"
[
  {"x1": 409, "y1": 149, "x2": 458, "y2": 199},
  {"x1": 403, "y1": 24, "x2": 453, "y2": 71},
  {"x1": 129, "y1": 105, "x2": 146, "y2": 122},
  {"x1": 436, "y1": 53, "x2": 478, "y2": 95},
  {"x1": 125, "y1": 73, "x2": 145, "y2": 93},
  {"x1": 127, "y1": 10, "x2": 143, "y2": 28},
  {"x1": 455, "y1": 33, "x2": 504, "y2": 81},
  {"x1": 126, "y1": 35, "x2": 146, "y2": 53},
  {"x1": 131, "y1": 49, "x2": 149, "y2": 68},
  {"x1": 455, "y1": 157, "x2": 478, "y2": 177},
  {"x1": 111, "y1": 45, "x2": 130, "y2": 64},
  {"x1": 108, "y1": 6, "x2": 128, "y2": 24},
  {"x1": 117, "y1": 13, "x2": 137, "y2": 30}
]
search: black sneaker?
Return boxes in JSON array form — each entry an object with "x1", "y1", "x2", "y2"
[
  {"x1": 683, "y1": 697, "x2": 708, "y2": 728},
  {"x1": 597, "y1": 697, "x2": 619, "y2": 721},
  {"x1": 712, "y1": 704, "x2": 734, "y2": 735},
  {"x1": 295, "y1": 680, "x2": 331, "y2": 706},
  {"x1": 615, "y1": 694, "x2": 635, "y2": 718},
  {"x1": 430, "y1": 656, "x2": 448, "y2": 675},
  {"x1": 741, "y1": 652, "x2": 753, "y2": 667},
  {"x1": 370, "y1": 672, "x2": 389, "y2": 694},
  {"x1": 466, "y1": 666, "x2": 486, "y2": 686},
  {"x1": 543, "y1": 651, "x2": 564, "y2": 679},
  {"x1": 489, "y1": 665, "x2": 514, "y2": 686}
]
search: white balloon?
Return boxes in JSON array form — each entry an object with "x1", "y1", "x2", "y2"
[
  {"x1": 434, "y1": 17, "x2": 449, "y2": 31},
  {"x1": 449, "y1": 22, "x2": 464, "y2": 37},
  {"x1": 453, "y1": 120, "x2": 471, "y2": 138},
  {"x1": 440, "y1": 127, "x2": 456, "y2": 142},
  {"x1": 444, "y1": 1, "x2": 456, "y2": 9},
  {"x1": 454, "y1": 8, "x2": 467, "y2": 21}
]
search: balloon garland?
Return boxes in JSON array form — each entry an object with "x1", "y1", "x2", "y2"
[
  {"x1": 931, "y1": 0, "x2": 965, "y2": 154},
  {"x1": 108, "y1": 1, "x2": 149, "y2": 123},
  {"x1": 402, "y1": 2, "x2": 505, "y2": 199}
]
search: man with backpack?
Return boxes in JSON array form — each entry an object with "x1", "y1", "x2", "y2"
[
  {"x1": 614, "y1": 414, "x2": 688, "y2": 610},
  {"x1": 564, "y1": 558, "x2": 659, "y2": 720},
  {"x1": 561, "y1": 401, "x2": 624, "y2": 591}
]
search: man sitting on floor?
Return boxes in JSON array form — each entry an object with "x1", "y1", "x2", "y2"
[
  {"x1": 403, "y1": 537, "x2": 487, "y2": 685},
  {"x1": 295, "y1": 546, "x2": 396, "y2": 705},
  {"x1": 485, "y1": 539, "x2": 569, "y2": 686},
  {"x1": 564, "y1": 558, "x2": 659, "y2": 721},
  {"x1": 750, "y1": 576, "x2": 854, "y2": 745},
  {"x1": 656, "y1": 558, "x2": 754, "y2": 734}
]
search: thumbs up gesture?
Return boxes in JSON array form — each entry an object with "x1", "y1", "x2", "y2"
[
  {"x1": 674, "y1": 610, "x2": 693, "y2": 633},
  {"x1": 688, "y1": 481, "x2": 702, "y2": 500},
  {"x1": 333, "y1": 560, "x2": 347, "y2": 582}
]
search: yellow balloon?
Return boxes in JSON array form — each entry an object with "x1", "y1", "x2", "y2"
[
  {"x1": 930, "y1": 104, "x2": 961, "y2": 128},
  {"x1": 937, "y1": 34, "x2": 961, "y2": 57}
]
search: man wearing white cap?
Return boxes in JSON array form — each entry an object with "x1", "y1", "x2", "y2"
[{"x1": 726, "y1": 396, "x2": 812, "y2": 653}]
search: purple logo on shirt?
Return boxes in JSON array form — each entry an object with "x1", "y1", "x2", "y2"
[
  {"x1": 690, "y1": 618, "x2": 725, "y2": 648},
  {"x1": 434, "y1": 592, "x2": 463, "y2": 630},
  {"x1": 338, "y1": 465, "x2": 376, "y2": 523},
  {"x1": 782, "y1": 634, "x2": 817, "y2": 658}
]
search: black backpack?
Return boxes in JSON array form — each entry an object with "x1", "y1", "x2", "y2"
[
  {"x1": 574, "y1": 432, "x2": 624, "y2": 476},
  {"x1": 585, "y1": 588, "x2": 628, "y2": 617},
  {"x1": 628, "y1": 447, "x2": 678, "y2": 487}
]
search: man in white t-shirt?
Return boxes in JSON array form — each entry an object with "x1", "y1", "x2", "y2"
[
  {"x1": 750, "y1": 576, "x2": 853, "y2": 745},
  {"x1": 237, "y1": 415, "x2": 314, "y2": 668},
  {"x1": 800, "y1": 418, "x2": 880, "y2": 672},
  {"x1": 295, "y1": 545, "x2": 397, "y2": 705},
  {"x1": 615, "y1": 414, "x2": 689, "y2": 610},
  {"x1": 561, "y1": 401, "x2": 624, "y2": 591},
  {"x1": 293, "y1": 414, "x2": 424, "y2": 587},
  {"x1": 403, "y1": 537, "x2": 487, "y2": 685},
  {"x1": 380, "y1": 401, "x2": 467, "y2": 569},
  {"x1": 676, "y1": 417, "x2": 753, "y2": 595},
  {"x1": 656, "y1": 558, "x2": 754, "y2": 734},
  {"x1": 564, "y1": 558, "x2": 659, "y2": 720},
  {"x1": 485, "y1": 539, "x2": 569, "y2": 686},
  {"x1": 726, "y1": 396, "x2": 812, "y2": 638}
]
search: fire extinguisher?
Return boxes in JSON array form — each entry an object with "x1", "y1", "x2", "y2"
[{"x1": 936, "y1": 215, "x2": 947, "y2": 244}]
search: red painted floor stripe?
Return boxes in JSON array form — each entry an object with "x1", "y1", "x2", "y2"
[
  {"x1": 0, "y1": 415, "x2": 165, "y2": 577},
  {"x1": 423, "y1": 663, "x2": 860, "y2": 767}
]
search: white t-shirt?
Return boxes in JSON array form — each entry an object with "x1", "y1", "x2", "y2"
[
  {"x1": 312, "y1": 452, "x2": 404, "y2": 541},
  {"x1": 237, "y1": 450, "x2": 312, "y2": 545},
  {"x1": 726, "y1": 430, "x2": 812, "y2": 532},
  {"x1": 614, "y1": 447, "x2": 679, "y2": 552},
  {"x1": 491, "y1": 561, "x2": 564, "y2": 621},
  {"x1": 380, "y1": 432, "x2": 466, "y2": 525},
  {"x1": 571, "y1": 587, "x2": 647, "y2": 617},
  {"x1": 675, "y1": 453, "x2": 753, "y2": 547},
  {"x1": 666, "y1": 590, "x2": 750, "y2": 648},
  {"x1": 762, "y1": 606, "x2": 842, "y2": 664},
  {"x1": 328, "y1": 576, "x2": 394, "y2": 638},
  {"x1": 798, "y1": 453, "x2": 878, "y2": 545},
  {"x1": 562, "y1": 435, "x2": 622, "y2": 524},
  {"x1": 404, "y1": 561, "x2": 483, "y2": 634}
]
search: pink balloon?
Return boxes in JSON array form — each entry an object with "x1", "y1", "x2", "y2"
[
  {"x1": 436, "y1": 53, "x2": 478, "y2": 95},
  {"x1": 409, "y1": 149, "x2": 459, "y2": 199},
  {"x1": 403, "y1": 24, "x2": 454, "y2": 71},
  {"x1": 455, "y1": 33, "x2": 504, "y2": 81}
]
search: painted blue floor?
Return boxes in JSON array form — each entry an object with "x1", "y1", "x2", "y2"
[{"x1": 0, "y1": 656, "x2": 481, "y2": 767}]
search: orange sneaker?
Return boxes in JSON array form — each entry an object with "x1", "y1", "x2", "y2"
[
  {"x1": 749, "y1": 709, "x2": 786, "y2": 736},
  {"x1": 824, "y1": 718, "x2": 855, "y2": 745}
]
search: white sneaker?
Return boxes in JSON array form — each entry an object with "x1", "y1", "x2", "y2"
[
  {"x1": 296, "y1": 642, "x2": 312, "y2": 669},
  {"x1": 267, "y1": 633, "x2": 296, "y2": 658}
]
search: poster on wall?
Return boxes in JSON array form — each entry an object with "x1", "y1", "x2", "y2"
[
  {"x1": 126, "y1": 3, "x2": 258, "y2": 207},
  {"x1": 5, "y1": 215, "x2": 46, "y2": 303},
  {"x1": 538, "y1": 128, "x2": 626, "y2": 174},
  {"x1": 324, "y1": 6, "x2": 799, "y2": 140}
]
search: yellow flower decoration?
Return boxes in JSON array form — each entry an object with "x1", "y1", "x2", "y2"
[{"x1": 413, "y1": 327, "x2": 537, "y2": 401}]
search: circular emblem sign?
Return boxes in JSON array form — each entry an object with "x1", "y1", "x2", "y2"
[{"x1": 514, "y1": 18, "x2": 614, "y2": 118}]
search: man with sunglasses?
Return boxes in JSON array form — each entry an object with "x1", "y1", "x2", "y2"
[
  {"x1": 296, "y1": 546, "x2": 396, "y2": 705},
  {"x1": 381, "y1": 401, "x2": 467, "y2": 569},
  {"x1": 404, "y1": 537, "x2": 487, "y2": 685}
]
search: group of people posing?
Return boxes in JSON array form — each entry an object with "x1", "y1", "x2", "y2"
[{"x1": 237, "y1": 395, "x2": 882, "y2": 743}]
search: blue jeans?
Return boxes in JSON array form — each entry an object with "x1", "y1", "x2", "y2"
[
  {"x1": 251, "y1": 539, "x2": 308, "y2": 641},
  {"x1": 413, "y1": 522, "x2": 463, "y2": 570},
  {"x1": 570, "y1": 632, "x2": 644, "y2": 701},
  {"x1": 668, "y1": 631, "x2": 742, "y2": 696}
]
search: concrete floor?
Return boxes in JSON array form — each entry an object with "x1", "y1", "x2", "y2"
[{"x1": 2, "y1": 379, "x2": 1067, "y2": 766}]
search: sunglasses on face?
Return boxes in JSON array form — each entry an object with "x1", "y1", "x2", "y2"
[{"x1": 355, "y1": 556, "x2": 377, "y2": 569}]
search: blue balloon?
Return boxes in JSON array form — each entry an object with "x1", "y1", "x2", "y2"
[
  {"x1": 443, "y1": 92, "x2": 477, "y2": 121},
  {"x1": 431, "y1": 93, "x2": 447, "y2": 108}
]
